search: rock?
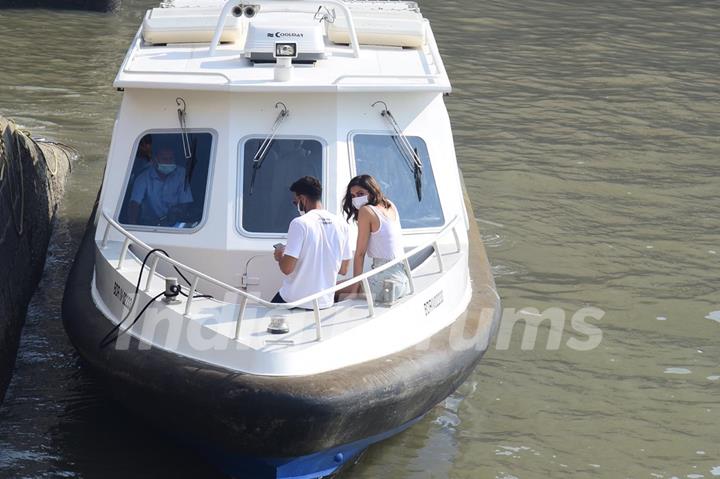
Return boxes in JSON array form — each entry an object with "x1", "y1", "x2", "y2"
[
  {"x1": 0, "y1": 115, "x2": 72, "y2": 403},
  {"x1": 0, "y1": 0, "x2": 120, "y2": 12}
]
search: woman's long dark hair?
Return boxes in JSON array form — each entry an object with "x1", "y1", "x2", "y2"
[{"x1": 342, "y1": 174, "x2": 391, "y2": 221}]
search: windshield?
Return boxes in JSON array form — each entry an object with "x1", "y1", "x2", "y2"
[
  {"x1": 352, "y1": 134, "x2": 444, "y2": 228},
  {"x1": 240, "y1": 138, "x2": 323, "y2": 234},
  {"x1": 118, "y1": 131, "x2": 213, "y2": 229}
]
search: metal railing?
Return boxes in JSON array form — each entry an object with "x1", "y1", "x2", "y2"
[
  {"x1": 332, "y1": 21, "x2": 448, "y2": 87},
  {"x1": 99, "y1": 210, "x2": 461, "y2": 343}
]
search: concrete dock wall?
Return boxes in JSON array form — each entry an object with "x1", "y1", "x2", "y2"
[{"x1": 0, "y1": 115, "x2": 71, "y2": 403}]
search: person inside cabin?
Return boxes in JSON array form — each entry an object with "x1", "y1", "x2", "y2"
[
  {"x1": 272, "y1": 176, "x2": 352, "y2": 309},
  {"x1": 126, "y1": 146, "x2": 193, "y2": 226},
  {"x1": 338, "y1": 174, "x2": 409, "y2": 303},
  {"x1": 136, "y1": 134, "x2": 153, "y2": 166},
  {"x1": 127, "y1": 134, "x2": 154, "y2": 186}
]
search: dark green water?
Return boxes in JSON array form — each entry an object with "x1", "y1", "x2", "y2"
[{"x1": 1, "y1": 1, "x2": 719, "y2": 478}]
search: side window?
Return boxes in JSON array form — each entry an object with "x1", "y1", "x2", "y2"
[
  {"x1": 352, "y1": 134, "x2": 444, "y2": 228},
  {"x1": 118, "y1": 132, "x2": 213, "y2": 229},
  {"x1": 241, "y1": 138, "x2": 323, "y2": 234}
]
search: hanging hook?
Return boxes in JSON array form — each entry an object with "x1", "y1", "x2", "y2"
[
  {"x1": 371, "y1": 100, "x2": 389, "y2": 114},
  {"x1": 176, "y1": 97, "x2": 187, "y2": 112},
  {"x1": 275, "y1": 101, "x2": 289, "y2": 117}
]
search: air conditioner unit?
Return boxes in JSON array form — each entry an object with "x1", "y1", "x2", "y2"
[{"x1": 244, "y1": 14, "x2": 326, "y2": 64}]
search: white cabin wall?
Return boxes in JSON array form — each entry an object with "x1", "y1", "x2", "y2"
[
  {"x1": 97, "y1": 88, "x2": 341, "y2": 290},
  {"x1": 96, "y1": 88, "x2": 231, "y2": 249},
  {"x1": 97, "y1": 88, "x2": 465, "y2": 295},
  {"x1": 219, "y1": 91, "x2": 341, "y2": 290},
  {"x1": 416, "y1": 94, "x2": 470, "y2": 240}
]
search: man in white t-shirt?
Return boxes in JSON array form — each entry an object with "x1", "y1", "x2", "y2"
[{"x1": 272, "y1": 176, "x2": 352, "y2": 309}]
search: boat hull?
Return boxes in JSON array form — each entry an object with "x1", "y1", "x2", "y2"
[{"x1": 62, "y1": 198, "x2": 500, "y2": 478}]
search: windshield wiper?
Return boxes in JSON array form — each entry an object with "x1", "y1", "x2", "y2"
[
  {"x1": 250, "y1": 102, "x2": 289, "y2": 195},
  {"x1": 176, "y1": 97, "x2": 196, "y2": 187},
  {"x1": 372, "y1": 101, "x2": 423, "y2": 201}
]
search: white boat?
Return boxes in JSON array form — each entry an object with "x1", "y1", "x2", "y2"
[{"x1": 62, "y1": 1, "x2": 501, "y2": 477}]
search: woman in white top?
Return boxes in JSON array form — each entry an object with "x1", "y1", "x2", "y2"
[{"x1": 339, "y1": 174, "x2": 409, "y2": 302}]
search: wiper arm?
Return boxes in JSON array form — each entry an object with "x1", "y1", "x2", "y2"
[
  {"x1": 177, "y1": 97, "x2": 192, "y2": 160},
  {"x1": 372, "y1": 101, "x2": 423, "y2": 201},
  {"x1": 177, "y1": 97, "x2": 197, "y2": 187},
  {"x1": 250, "y1": 102, "x2": 289, "y2": 195},
  {"x1": 413, "y1": 147, "x2": 422, "y2": 201}
]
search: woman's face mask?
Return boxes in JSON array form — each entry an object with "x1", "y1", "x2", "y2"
[{"x1": 352, "y1": 195, "x2": 369, "y2": 210}]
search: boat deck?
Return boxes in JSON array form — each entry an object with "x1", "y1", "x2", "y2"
[
  {"x1": 118, "y1": 42, "x2": 447, "y2": 92},
  {"x1": 93, "y1": 234, "x2": 470, "y2": 375}
]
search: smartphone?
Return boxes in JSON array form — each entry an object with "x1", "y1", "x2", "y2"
[{"x1": 273, "y1": 243, "x2": 285, "y2": 250}]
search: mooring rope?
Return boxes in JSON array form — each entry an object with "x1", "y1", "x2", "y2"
[
  {"x1": 26, "y1": 132, "x2": 77, "y2": 177},
  {"x1": 0, "y1": 123, "x2": 75, "y2": 239},
  {"x1": 38, "y1": 141, "x2": 58, "y2": 176}
]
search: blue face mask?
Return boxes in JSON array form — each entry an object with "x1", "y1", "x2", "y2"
[{"x1": 156, "y1": 163, "x2": 176, "y2": 175}]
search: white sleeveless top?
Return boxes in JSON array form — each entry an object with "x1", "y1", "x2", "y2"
[{"x1": 366, "y1": 204, "x2": 404, "y2": 261}]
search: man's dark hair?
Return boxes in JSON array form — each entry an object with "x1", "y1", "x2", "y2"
[
  {"x1": 290, "y1": 176, "x2": 322, "y2": 201},
  {"x1": 140, "y1": 134, "x2": 152, "y2": 146}
]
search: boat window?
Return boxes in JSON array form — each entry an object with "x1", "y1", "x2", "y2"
[
  {"x1": 118, "y1": 132, "x2": 213, "y2": 229},
  {"x1": 240, "y1": 138, "x2": 323, "y2": 234},
  {"x1": 352, "y1": 134, "x2": 444, "y2": 228}
]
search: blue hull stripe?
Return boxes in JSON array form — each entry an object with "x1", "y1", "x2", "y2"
[{"x1": 202, "y1": 415, "x2": 424, "y2": 479}]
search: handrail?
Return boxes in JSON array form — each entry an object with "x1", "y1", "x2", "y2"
[
  {"x1": 98, "y1": 211, "x2": 461, "y2": 341},
  {"x1": 209, "y1": 0, "x2": 361, "y2": 58},
  {"x1": 423, "y1": 20, "x2": 449, "y2": 87},
  {"x1": 121, "y1": 34, "x2": 233, "y2": 83},
  {"x1": 333, "y1": 74, "x2": 440, "y2": 85},
  {"x1": 333, "y1": 22, "x2": 447, "y2": 86},
  {"x1": 101, "y1": 213, "x2": 271, "y2": 304}
]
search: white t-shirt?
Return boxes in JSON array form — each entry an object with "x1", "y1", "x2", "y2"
[{"x1": 279, "y1": 209, "x2": 352, "y2": 309}]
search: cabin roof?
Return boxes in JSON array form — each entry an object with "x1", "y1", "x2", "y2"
[{"x1": 114, "y1": 1, "x2": 451, "y2": 93}]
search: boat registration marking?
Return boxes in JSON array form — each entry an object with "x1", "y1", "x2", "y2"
[
  {"x1": 424, "y1": 291, "x2": 444, "y2": 316},
  {"x1": 113, "y1": 282, "x2": 133, "y2": 309}
]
